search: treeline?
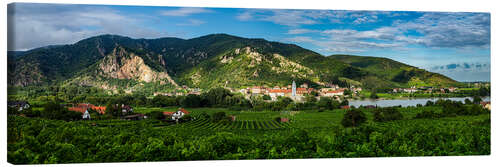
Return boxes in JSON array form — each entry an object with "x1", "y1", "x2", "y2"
[
  {"x1": 7, "y1": 102, "x2": 82, "y2": 121},
  {"x1": 416, "y1": 98, "x2": 488, "y2": 118},
  {"x1": 59, "y1": 87, "x2": 350, "y2": 112},
  {"x1": 340, "y1": 97, "x2": 488, "y2": 128}
]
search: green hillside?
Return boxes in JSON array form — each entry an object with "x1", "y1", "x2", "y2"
[
  {"x1": 329, "y1": 54, "x2": 460, "y2": 88},
  {"x1": 7, "y1": 34, "x2": 459, "y2": 93}
]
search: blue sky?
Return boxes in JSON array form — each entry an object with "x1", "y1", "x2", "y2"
[{"x1": 7, "y1": 3, "x2": 491, "y2": 81}]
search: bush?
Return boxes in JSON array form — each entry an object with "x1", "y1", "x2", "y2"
[
  {"x1": 8, "y1": 107, "x2": 19, "y2": 115},
  {"x1": 262, "y1": 95, "x2": 271, "y2": 100},
  {"x1": 473, "y1": 96, "x2": 482, "y2": 104},
  {"x1": 341, "y1": 109, "x2": 367, "y2": 127},
  {"x1": 212, "y1": 112, "x2": 228, "y2": 122},
  {"x1": 369, "y1": 90, "x2": 379, "y2": 99},
  {"x1": 415, "y1": 110, "x2": 441, "y2": 119},
  {"x1": 425, "y1": 100, "x2": 434, "y2": 106},
  {"x1": 147, "y1": 111, "x2": 165, "y2": 120},
  {"x1": 373, "y1": 107, "x2": 403, "y2": 122},
  {"x1": 274, "y1": 117, "x2": 281, "y2": 123},
  {"x1": 199, "y1": 112, "x2": 210, "y2": 119},
  {"x1": 41, "y1": 102, "x2": 81, "y2": 121}
]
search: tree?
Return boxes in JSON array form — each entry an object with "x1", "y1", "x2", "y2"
[
  {"x1": 340, "y1": 99, "x2": 349, "y2": 106},
  {"x1": 262, "y1": 95, "x2": 271, "y2": 100},
  {"x1": 341, "y1": 109, "x2": 367, "y2": 127},
  {"x1": 343, "y1": 89, "x2": 352, "y2": 96},
  {"x1": 181, "y1": 94, "x2": 202, "y2": 108},
  {"x1": 473, "y1": 96, "x2": 482, "y2": 104},
  {"x1": 317, "y1": 97, "x2": 333, "y2": 110},
  {"x1": 478, "y1": 87, "x2": 489, "y2": 96},
  {"x1": 105, "y1": 103, "x2": 122, "y2": 117},
  {"x1": 212, "y1": 112, "x2": 229, "y2": 123},
  {"x1": 41, "y1": 101, "x2": 80, "y2": 121},
  {"x1": 147, "y1": 111, "x2": 165, "y2": 120},
  {"x1": 202, "y1": 88, "x2": 232, "y2": 107},
  {"x1": 305, "y1": 95, "x2": 317, "y2": 103},
  {"x1": 425, "y1": 100, "x2": 434, "y2": 106},
  {"x1": 464, "y1": 98, "x2": 472, "y2": 105},
  {"x1": 370, "y1": 89, "x2": 379, "y2": 99},
  {"x1": 373, "y1": 107, "x2": 403, "y2": 122}
]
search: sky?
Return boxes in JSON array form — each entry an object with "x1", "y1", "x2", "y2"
[{"x1": 7, "y1": 3, "x2": 491, "y2": 82}]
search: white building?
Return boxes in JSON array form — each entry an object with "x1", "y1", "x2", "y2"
[{"x1": 83, "y1": 110, "x2": 91, "y2": 120}]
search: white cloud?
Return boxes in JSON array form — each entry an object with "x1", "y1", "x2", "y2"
[
  {"x1": 159, "y1": 7, "x2": 212, "y2": 17},
  {"x1": 236, "y1": 11, "x2": 253, "y2": 21},
  {"x1": 287, "y1": 29, "x2": 319, "y2": 34},
  {"x1": 393, "y1": 12, "x2": 490, "y2": 48},
  {"x1": 176, "y1": 19, "x2": 206, "y2": 26},
  {"x1": 8, "y1": 3, "x2": 171, "y2": 51},
  {"x1": 285, "y1": 36, "x2": 315, "y2": 43}
]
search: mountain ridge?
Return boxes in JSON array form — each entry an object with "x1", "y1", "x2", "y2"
[{"x1": 7, "y1": 34, "x2": 459, "y2": 93}]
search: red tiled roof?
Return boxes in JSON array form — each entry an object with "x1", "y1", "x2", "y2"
[
  {"x1": 340, "y1": 105, "x2": 350, "y2": 109},
  {"x1": 179, "y1": 108, "x2": 190, "y2": 114},
  {"x1": 69, "y1": 104, "x2": 106, "y2": 114},
  {"x1": 68, "y1": 107, "x2": 87, "y2": 113},
  {"x1": 269, "y1": 89, "x2": 292, "y2": 93},
  {"x1": 296, "y1": 88, "x2": 307, "y2": 91},
  {"x1": 326, "y1": 90, "x2": 344, "y2": 93},
  {"x1": 163, "y1": 111, "x2": 174, "y2": 115}
]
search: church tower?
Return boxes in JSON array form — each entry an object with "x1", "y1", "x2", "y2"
[{"x1": 292, "y1": 81, "x2": 296, "y2": 97}]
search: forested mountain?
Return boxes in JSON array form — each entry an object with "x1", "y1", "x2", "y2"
[
  {"x1": 329, "y1": 55, "x2": 459, "y2": 88},
  {"x1": 7, "y1": 34, "x2": 459, "y2": 93}
]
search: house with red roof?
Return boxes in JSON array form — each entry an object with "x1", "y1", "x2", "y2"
[
  {"x1": 163, "y1": 108, "x2": 190, "y2": 122},
  {"x1": 322, "y1": 89, "x2": 344, "y2": 97}
]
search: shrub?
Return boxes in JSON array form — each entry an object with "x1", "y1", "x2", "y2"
[
  {"x1": 373, "y1": 107, "x2": 403, "y2": 122},
  {"x1": 415, "y1": 109, "x2": 441, "y2": 119},
  {"x1": 341, "y1": 109, "x2": 367, "y2": 127},
  {"x1": 199, "y1": 112, "x2": 210, "y2": 119},
  {"x1": 274, "y1": 117, "x2": 281, "y2": 123},
  {"x1": 147, "y1": 111, "x2": 165, "y2": 120},
  {"x1": 212, "y1": 112, "x2": 228, "y2": 122},
  {"x1": 262, "y1": 95, "x2": 271, "y2": 100}
]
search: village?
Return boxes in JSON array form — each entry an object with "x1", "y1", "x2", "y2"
[
  {"x1": 153, "y1": 80, "x2": 480, "y2": 102},
  {"x1": 7, "y1": 81, "x2": 490, "y2": 122},
  {"x1": 155, "y1": 81, "x2": 361, "y2": 102}
]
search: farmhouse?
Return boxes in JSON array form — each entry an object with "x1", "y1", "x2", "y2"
[
  {"x1": 250, "y1": 86, "x2": 267, "y2": 94},
  {"x1": 164, "y1": 108, "x2": 190, "y2": 122},
  {"x1": 68, "y1": 103, "x2": 106, "y2": 117},
  {"x1": 403, "y1": 88, "x2": 417, "y2": 93},
  {"x1": 121, "y1": 104, "x2": 133, "y2": 114},
  {"x1": 8, "y1": 101, "x2": 30, "y2": 111},
  {"x1": 268, "y1": 89, "x2": 289, "y2": 100},
  {"x1": 480, "y1": 101, "x2": 491, "y2": 110}
]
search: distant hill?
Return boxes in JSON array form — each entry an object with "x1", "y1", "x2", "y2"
[
  {"x1": 328, "y1": 54, "x2": 460, "y2": 88},
  {"x1": 7, "y1": 34, "x2": 459, "y2": 93}
]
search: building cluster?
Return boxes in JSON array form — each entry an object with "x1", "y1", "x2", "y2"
[
  {"x1": 68, "y1": 103, "x2": 135, "y2": 120},
  {"x1": 163, "y1": 108, "x2": 190, "y2": 122},
  {"x1": 7, "y1": 101, "x2": 31, "y2": 111},
  {"x1": 152, "y1": 81, "x2": 361, "y2": 101},
  {"x1": 237, "y1": 81, "x2": 360, "y2": 101},
  {"x1": 392, "y1": 86, "x2": 458, "y2": 94}
]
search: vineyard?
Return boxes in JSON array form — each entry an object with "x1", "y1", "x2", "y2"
[{"x1": 7, "y1": 105, "x2": 491, "y2": 164}]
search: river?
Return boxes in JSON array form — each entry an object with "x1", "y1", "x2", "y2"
[{"x1": 348, "y1": 96, "x2": 491, "y2": 108}]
